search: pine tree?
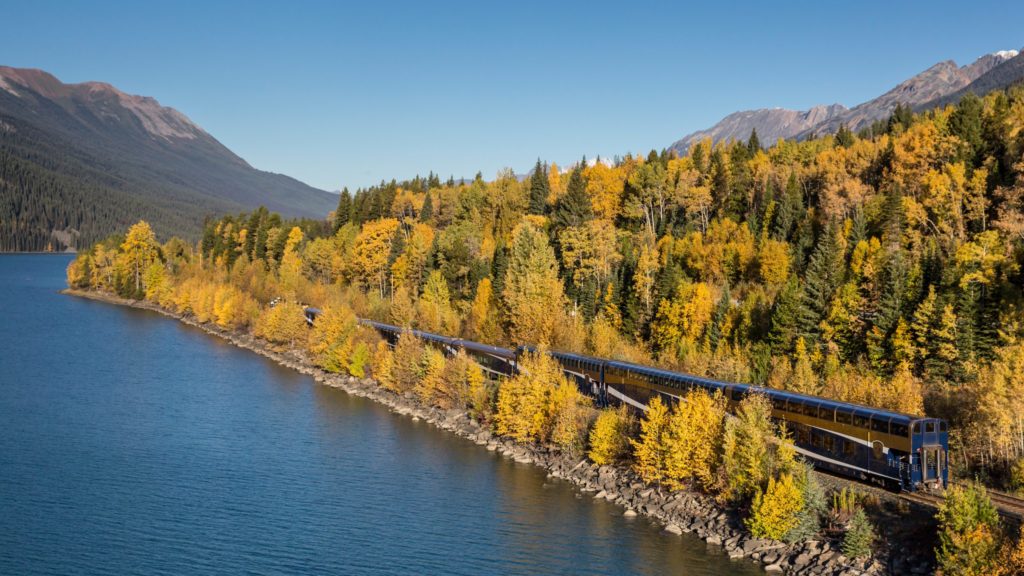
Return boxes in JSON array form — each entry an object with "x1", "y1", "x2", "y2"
[
  {"x1": 528, "y1": 159, "x2": 550, "y2": 215},
  {"x1": 419, "y1": 190, "x2": 433, "y2": 222},
  {"x1": 552, "y1": 165, "x2": 592, "y2": 231},
  {"x1": 834, "y1": 124, "x2": 855, "y2": 148},
  {"x1": 747, "y1": 128, "x2": 762, "y2": 154},
  {"x1": 769, "y1": 276, "x2": 802, "y2": 354},
  {"x1": 799, "y1": 224, "x2": 843, "y2": 342},
  {"x1": 842, "y1": 508, "x2": 875, "y2": 558},
  {"x1": 707, "y1": 283, "x2": 731, "y2": 351},
  {"x1": 334, "y1": 188, "x2": 352, "y2": 232}
]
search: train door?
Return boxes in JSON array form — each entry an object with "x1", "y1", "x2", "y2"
[{"x1": 921, "y1": 445, "x2": 945, "y2": 488}]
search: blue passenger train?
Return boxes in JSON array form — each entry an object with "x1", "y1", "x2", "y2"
[{"x1": 336, "y1": 313, "x2": 947, "y2": 492}]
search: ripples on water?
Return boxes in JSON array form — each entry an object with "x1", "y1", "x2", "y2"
[{"x1": 0, "y1": 255, "x2": 762, "y2": 575}]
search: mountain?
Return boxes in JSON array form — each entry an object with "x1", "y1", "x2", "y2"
[
  {"x1": 668, "y1": 104, "x2": 846, "y2": 155},
  {"x1": 919, "y1": 50, "x2": 1024, "y2": 110},
  {"x1": 669, "y1": 48, "x2": 1024, "y2": 155},
  {"x1": 0, "y1": 66, "x2": 336, "y2": 251}
]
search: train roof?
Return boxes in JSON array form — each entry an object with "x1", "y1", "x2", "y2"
[
  {"x1": 453, "y1": 339, "x2": 516, "y2": 359},
  {"x1": 605, "y1": 359, "x2": 919, "y2": 424}
]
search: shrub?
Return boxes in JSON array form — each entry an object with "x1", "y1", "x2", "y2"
[
  {"x1": 746, "y1": 472, "x2": 804, "y2": 540},
  {"x1": 588, "y1": 405, "x2": 632, "y2": 466}
]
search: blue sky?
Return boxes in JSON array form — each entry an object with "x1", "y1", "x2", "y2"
[{"x1": 3, "y1": 0, "x2": 1023, "y2": 191}]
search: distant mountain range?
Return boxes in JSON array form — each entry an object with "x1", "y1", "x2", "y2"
[
  {"x1": 669, "y1": 48, "x2": 1024, "y2": 154},
  {"x1": 0, "y1": 66, "x2": 336, "y2": 251}
]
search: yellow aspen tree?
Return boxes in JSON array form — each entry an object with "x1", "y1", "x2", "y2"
[
  {"x1": 588, "y1": 405, "x2": 632, "y2": 465},
  {"x1": 120, "y1": 221, "x2": 160, "y2": 297},
  {"x1": 632, "y1": 396, "x2": 671, "y2": 485},
  {"x1": 308, "y1": 306, "x2": 359, "y2": 373},
  {"x1": 746, "y1": 473, "x2": 804, "y2": 540},
  {"x1": 664, "y1": 389, "x2": 726, "y2": 491}
]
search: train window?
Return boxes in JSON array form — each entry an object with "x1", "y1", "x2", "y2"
[
  {"x1": 843, "y1": 441, "x2": 856, "y2": 457},
  {"x1": 824, "y1": 436, "x2": 835, "y2": 453},
  {"x1": 811, "y1": 433, "x2": 823, "y2": 448},
  {"x1": 771, "y1": 398, "x2": 786, "y2": 411},
  {"x1": 853, "y1": 414, "x2": 869, "y2": 429},
  {"x1": 939, "y1": 421, "x2": 948, "y2": 432},
  {"x1": 871, "y1": 418, "x2": 889, "y2": 434},
  {"x1": 836, "y1": 411, "x2": 852, "y2": 425},
  {"x1": 891, "y1": 424, "x2": 909, "y2": 437},
  {"x1": 913, "y1": 422, "x2": 921, "y2": 434},
  {"x1": 731, "y1": 389, "x2": 743, "y2": 401},
  {"x1": 818, "y1": 406, "x2": 833, "y2": 421},
  {"x1": 926, "y1": 422, "x2": 935, "y2": 433}
]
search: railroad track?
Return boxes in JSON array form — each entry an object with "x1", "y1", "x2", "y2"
[
  {"x1": 899, "y1": 486, "x2": 1024, "y2": 521},
  {"x1": 986, "y1": 489, "x2": 1024, "y2": 520}
]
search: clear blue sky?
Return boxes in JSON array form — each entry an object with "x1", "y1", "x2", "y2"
[{"x1": 3, "y1": 0, "x2": 1023, "y2": 191}]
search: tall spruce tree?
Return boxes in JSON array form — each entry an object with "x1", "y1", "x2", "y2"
[
  {"x1": 799, "y1": 224, "x2": 844, "y2": 341},
  {"x1": 419, "y1": 190, "x2": 433, "y2": 222},
  {"x1": 552, "y1": 164, "x2": 592, "y2": 231},
  {"x1": 528, "y1": 159, "x2": 550, "y2": 215},
  {"x1": 334, "y1": 188, "x2": 352, "y2": 232},
  {"x1": 747, "y1": 128, "x2": 762, "y2": 155}
]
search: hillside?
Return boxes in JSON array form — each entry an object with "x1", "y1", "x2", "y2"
[{"x1": 0, "y1": 66, "x2": 336, "y2": 251}]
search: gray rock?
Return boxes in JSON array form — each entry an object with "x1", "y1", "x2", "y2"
[{"x1": 664, "y1": 523, "x2": 682, "y2": 535}]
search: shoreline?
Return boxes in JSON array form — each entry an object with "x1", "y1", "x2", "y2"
[{"x1": 63, "y1": 288, "x2": 892, "y2": 575}]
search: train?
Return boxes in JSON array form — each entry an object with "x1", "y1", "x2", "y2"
[{"x1": 312, "y1": 310, "x2": 947, "y2": 492}]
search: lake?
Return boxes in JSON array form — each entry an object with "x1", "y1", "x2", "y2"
[{"x1": 0, "y1": 254, "x2": 762, "y2": 575}]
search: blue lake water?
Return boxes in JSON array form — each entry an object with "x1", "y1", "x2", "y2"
[{"x1": 0, "y1": 254, "x2": 762, "y2": 575}]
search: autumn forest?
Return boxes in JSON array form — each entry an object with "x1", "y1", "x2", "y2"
[{"x1": 68, "y1": 87, "x2": 1024, "y2": 492}]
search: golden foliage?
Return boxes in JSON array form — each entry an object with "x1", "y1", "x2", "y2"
[
  {"x1": 746, "y1": 473, "x2": 804, "y2": 541},
  {"x1": 588, "y1": 405, "x2": 632, "y2": 466}
]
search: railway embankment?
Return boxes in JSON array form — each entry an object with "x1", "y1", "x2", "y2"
[{"x1": 65, "y1": 288, "x2": 935, "y2": 575}]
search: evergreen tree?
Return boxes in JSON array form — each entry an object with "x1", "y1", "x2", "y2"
[
  {"x1": 528, "y1": 159, "x2": 550, "y2": 215},
  {"x1": 747, "y1": 128, "x2": 762, "y2": 155},
  {"x1": 949, "y1": 92, "x2": 984, "y2": 165},
  {"x1": 799, "y1": 224, "x2": 844, "y2": 341},
  {"x1": 419, "y1": 190, "x2": 433, "y2": 222},
  {"x1": 887, "y1": 103, "x2": 914, "y2": 133},
  {"x1": 552, "y1": 165, "x2": 592, "y2": 231},
  {"x1": 834, "y1": 124, "x2": 855, "y2": 148},
  {"x1": 707, "y1": 283, "x2": 731, "y2": 351},
  {"x1": 334, "y1": 188, "x2": 352, "y2": 232},
  {"x1": 769, "y1": 276, "x2": 802, "y2": 354}
]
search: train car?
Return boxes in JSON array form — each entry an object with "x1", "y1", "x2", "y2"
[
  {"x1": 601, "y1": 359, "x2": 946, "y2": 491},
  {"x1": 452, "y1": 339, "x2": 518, "y2": 379},
  {"x1": 356, "y1": 319, "x2": 948, "y2": 492},
  {"x1": 545, "y1": 349, "x2": 606, "y2": 402}
]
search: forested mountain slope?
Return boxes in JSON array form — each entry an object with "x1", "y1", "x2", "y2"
[{"x1": 0, "y1": 66, "x2": 336, "y2": 251}]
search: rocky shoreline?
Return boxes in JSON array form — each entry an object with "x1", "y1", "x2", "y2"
[{"x1": 64, "y1": 289, "x2": 898, "y2": 575}]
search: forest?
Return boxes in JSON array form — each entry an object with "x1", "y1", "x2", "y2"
[{"x1": 67, "y1": 86, "x2": 1024, "y2": 573}]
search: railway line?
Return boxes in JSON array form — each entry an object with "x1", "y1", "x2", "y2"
[{"x1": 898, "y1": 485, "x2": 1024, "y2": 521}]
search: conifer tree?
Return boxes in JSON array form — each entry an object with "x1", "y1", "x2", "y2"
[
  {"x1": 419, "y1": 190, "x2": 433, "y2": 222},
  {"x1": 552, "y1": 164, "x2": 592, "y2": 231},
  {"x1": 528, "y1": 159, "x2": 550, "y2": 215},
  {"x1": 334, "y1": 188, "x2": 352, "y2": 232},
  {"x1": 747, "y1": 128, "x2": 762, "y2": 154},
  {"x1": 799, "y1": 224, "x2": 843, "y2": 341}
]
